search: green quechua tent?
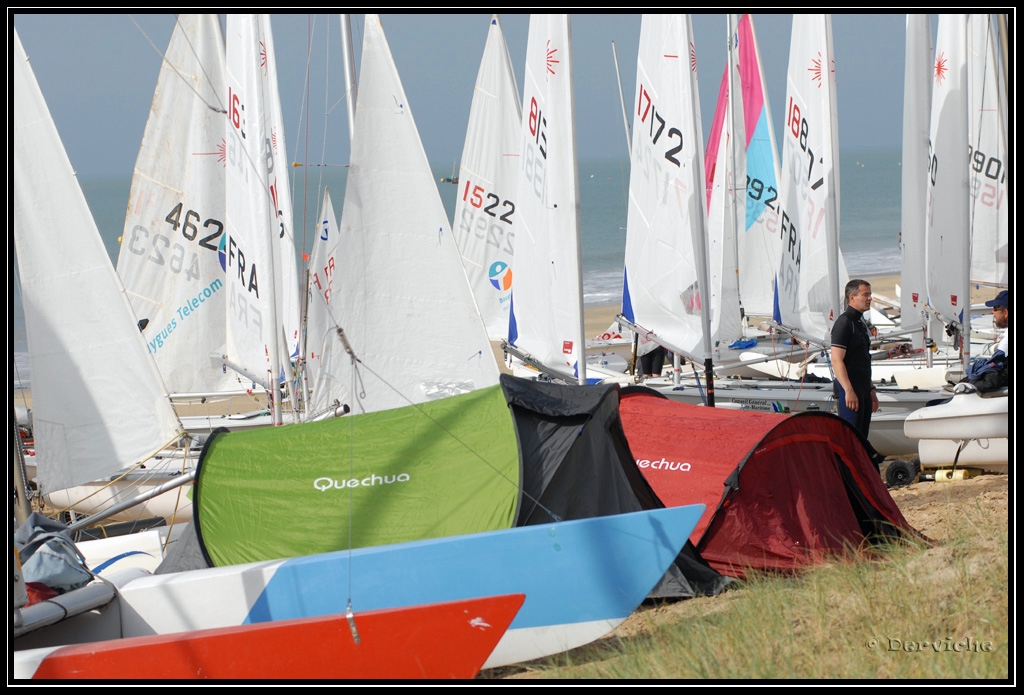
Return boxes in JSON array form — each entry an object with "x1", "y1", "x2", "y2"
[
  {"x1": 195, "y1": 382, "x2": 519, "y2": 565},
  {"x1": 177, "y1": 375, "x2": 727, "y2": 598}
]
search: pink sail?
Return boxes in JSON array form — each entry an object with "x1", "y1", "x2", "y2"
[{"x1": 704, "y1": 14, "x2": 783, "y2": 321}]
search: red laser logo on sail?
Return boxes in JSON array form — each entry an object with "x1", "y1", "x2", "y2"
[
  {"x1": 809, "y1": 52, "x2": 834, "y2": 88},
  {"x1": 934, "y1": 52, "x2": 948, "y2": 85},
  {"x1": 545, "y1": 40, "x2": 559, "y2": 78},
  {"x1": 194, "y1": 138, "x2": 228, "y2": 167}
]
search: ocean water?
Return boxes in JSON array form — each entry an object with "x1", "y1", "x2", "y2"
[
  {"x1": 11, "y1": 149, "x2": 903, "y2": 388},
  {"x1": 574, "y1": 150, "x2": 906, "y2": 304}
]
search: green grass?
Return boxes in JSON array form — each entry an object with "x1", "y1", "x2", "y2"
[{"x1": 502, "y1": 500, "x2": 1008, "y2": 679}]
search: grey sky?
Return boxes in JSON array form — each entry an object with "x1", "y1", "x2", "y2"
[{"x1": 13, "y1": 13, "x2": 938, "y2": 178}]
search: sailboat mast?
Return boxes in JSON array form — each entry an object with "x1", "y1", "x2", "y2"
[
  {"x1": 724, "y1": 13, "x2": 749, "y2": 339},
  {"x1": 685, "y1": 17, "x2": 714, "y2": 405},
  {"x1": 11, "y1": 403, "x2": 32, "y2": 526},
  {"x1": 262, "y1": 15, "x2": 285, "y2": 426},
  {"x1": 567, "y1": 18, "x2": 586, "y2": 386},
  {"x1": 724, "y1": 12, "x2": 741, "y2": 325},
  {"x1": 611, "y1": 41, "x2": 632, "y2": 158},
  {"x1": 823, "y1": 16, "x2": 843, "y2": 329},
  {"x1": 997, "y1": 14, "x2": 1009, "y2": 85},
  {"x1": 900, "y1": 14, "x2": 933, "y2": 353},
  {"x1": 340, "y1": 14, "x2": 359, "y2": 143}
]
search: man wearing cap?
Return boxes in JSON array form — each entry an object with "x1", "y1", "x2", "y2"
[
  {"x1": 985, "y1": 289, "x2": 1009, "y2": 356},
  {"x1": 959, "y1": 289, "x2": 1009, "y2": 392}
]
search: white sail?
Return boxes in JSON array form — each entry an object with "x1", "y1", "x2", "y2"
[
  {"x1": 508, "y1": 14, "x2": 586, "y2": 383},
  {"x1": 311, "y1": 14, "x2": 499, "y2": 416},
  {"x1": 775, "y1": 14, "x2": 847, "y2": 343},
  {"x1": 926, "y1": 15, "x2": 970, "y2": 328},
  {"x1": 452, "y1": 15, "x2": 522, "y2": 341},
  {"x1": 13, "y1": 28, "x2": 183, "y2": 491},
  {"x1": 222, "y1": 14, "x2": 284, "y2": 408},
  {"x1": 966, "y1": 14, "x2": 1008, "y2": 285},
  {"x1": 116, "y1": 15, "x2": 238, "y2": 396},
  {"x1": 304, "y1": 187, "x2": 339, "y2": 404},
  {"x1": 258, "y1": 14, "x2": 302, "y2": 366},
  {"x1": 621, "y1": 14, "x2": 709, "y2": 362},
  {"x1": 899, "y1": 14, "x2": 933, "y2": 348}
]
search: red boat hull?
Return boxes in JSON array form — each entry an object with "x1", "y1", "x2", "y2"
[{"x1": 29, "y1": 593, "x2": 524, "y2": 680}]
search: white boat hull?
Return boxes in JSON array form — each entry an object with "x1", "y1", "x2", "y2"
[
  {"x1": 904, "y1": 390, "x2": 1009, "y2": 440},
  {"x1": 76, "y1": 529, "x2": 172, "y2": 574},
  {"x1": 652, "y1": 380, "x2": 939, "y2": 457},
  {"x1": 801, "y1": 358, "x2": 956, "y2": 390},
  {"x1": 654, "y1": 379, "x2": 937, "y2": 412},
  {"x1": 714, "y1": 347, "x2": 813, "y2": 380},
  {"x1": 42, "y1": 458, "x2": 194, "y2": 524},
  {"x1": 867, "y1": 411, "x2": 919, "y2": 457},
  {"x1": 177, "y1": 409, "x2": 299, "y2": 437},
  {"x1": 918, "y1": 438, "x2": 1008, "y2": 473},
  {"x1": 904, "y1": 389, "x2": 1009, "y2": 473}
]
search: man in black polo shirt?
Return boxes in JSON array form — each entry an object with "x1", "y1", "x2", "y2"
[{"x1": 831, "y1": 279, "x2": 882, "y2": 467}]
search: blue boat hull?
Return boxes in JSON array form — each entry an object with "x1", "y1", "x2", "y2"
[{"x1": 118, "y1": 505, "x2": 704, "y2": 668}]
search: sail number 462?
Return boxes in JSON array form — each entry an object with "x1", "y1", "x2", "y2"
[
  {"x1": 125, "y1": 201, "x2": 223, "y2": 282},
  {"x1": 164, "y1": 202, "x2": 224, "y2": 250}
]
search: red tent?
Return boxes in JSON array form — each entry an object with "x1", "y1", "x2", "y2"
[{"x1": 619, "y1": 388, "x2": 918, "y2": 578}]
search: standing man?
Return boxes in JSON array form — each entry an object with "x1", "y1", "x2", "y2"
[{"x1": 831, "y1": 279, "x2": 884, "y2": 468}]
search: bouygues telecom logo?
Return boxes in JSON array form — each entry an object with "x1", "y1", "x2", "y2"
[{"x1": 489, "y1": 260, "x2": 512, "y2": 292}]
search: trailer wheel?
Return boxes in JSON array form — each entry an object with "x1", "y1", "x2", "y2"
[{"x1": 885, "y1": 459, "x2": 919, "y2": 488}]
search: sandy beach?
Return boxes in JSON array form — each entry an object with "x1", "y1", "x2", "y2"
[
  {"x1": 13, "y1": 273, "x2": 1002, "y2": 417},
  {"x1": 583, "y1": 272, "x2": 900, "y2": 338},
  {"x1": 582, "y1": 273, "x2": 1002, "y2": 340}
]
